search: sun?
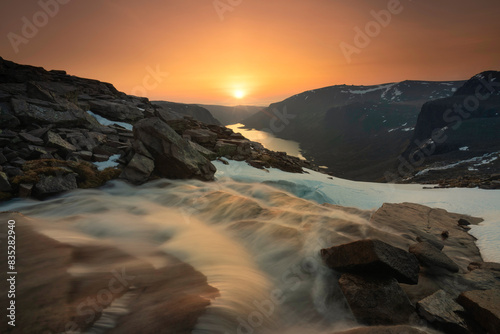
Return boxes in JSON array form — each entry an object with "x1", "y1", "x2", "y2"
[{"x1": 233, "y1": 89, "x2": 245, "y2": 99}]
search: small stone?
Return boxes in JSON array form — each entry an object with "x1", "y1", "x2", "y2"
[
  {"x1": 93, "y1": 154, "x2": 110, "y2": 162},
  {"x1": 417, "y1": 290, "x2": 468, "y2": 333},
  {"x1": 45, "y1": 131, "x2": 77, "y2": 153},
  {"x1": 19, "y1": 132, "x2": 45, "y2": 145},
  {"x1": 409, "y1": 242, "x2": 459, "y2": 273},
  {"x1": 18, "y1": 183, "x2": 33, "y2": 198},
  {"x1": 0, "y1": 172, "x2": 12, "y2": 192}
]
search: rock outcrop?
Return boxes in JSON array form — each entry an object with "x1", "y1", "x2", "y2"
[
  {"x1": 321, "y1": 203, "x2": 500, "y2": 333},
  {"x1": 1, "y1": 57, "x2": 317, "y2": 201},
  {"x1": 129, "y1": 117, "x2": 216, "y2": 181}
]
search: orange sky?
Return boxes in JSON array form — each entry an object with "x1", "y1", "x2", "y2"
[{"x1": 1, "y1": 0, "x2": 500, "y2": 105}]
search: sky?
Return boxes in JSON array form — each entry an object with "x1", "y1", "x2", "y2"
[{"x1": 1, "y1": 0, "x2": 499, "y2": 106}]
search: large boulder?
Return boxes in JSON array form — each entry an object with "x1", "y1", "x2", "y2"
[
  {"x1": 338, "y1": 273, "x2": 416, "y2": 325},
  {"x1": 120, "y1": 153, "x2": 155, "y2": 184},
  {"x1": 458, "y1": 289, "x2": 500, "y2": 334},
  {"x1": 88, "y1": 99, "x2": 144, "y2": 123},
  {"x1": 131, "y1": 117, "x2": 216, "y2": 181},
  {"x1": 416, "y1": 290, "x2": 468, "y2": 334},
  {"x1": 321, "y1": 239, "x2": 420, "y2": 285}
]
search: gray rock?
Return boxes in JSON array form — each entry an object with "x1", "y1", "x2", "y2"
[
  {"x1": 11, "y1": 98, "x2": 96, "y2": 128},
  {"x1": 45, "y1": 131, "x2": 77, "y2": 153},
  {"x1": 0, "y1": 153, "x2": 6, "y2": 164},
  {"x1": 183, "y1": 129, "x2": 218, "y2": 145},
  {"x1": 35, "y1": 174, "x2": 78, "y2": 197},
  {"x1": 215, "y1": 140, "x2": 238, "y2": 157},
  {"x1": 0, "y1": 171, "x2": 12, "y2": 192},
  {"x1": 133, "y1": 117, "x2": 216, "y2": 181},
  {"x1": 409, "y1": 242, "x2": 459, "y2": 273},
  {"x1": 88, "y1": 100, "x2": 143, "y2": 122},
  {"x1": 321, "y1": 239, "x2": 420, "y2": 285},
  {"x1": 189, "y1": 141, "x2": 217, "y2": 160},
  {"x1": 120, "y1": 153, "x2": 155, "y2": 184},
  {"x1": 339, "y1": 273, "x2": 416, "y2": 325},
  {"x1": 93, "y1": 154, "x2": 111, "y2": 162},
  {"x1": 458, "y1": 289, "x2": 500, "y2": 334},
  {"x1": 19, "y1": 132, "x2": 44, "y2": 145},
  {"x1": 417, "y1": 290, "x2": 468, "y2": 333},
  {"x1": 73, "y1": 151, "x2": 93, "y2": 161}
]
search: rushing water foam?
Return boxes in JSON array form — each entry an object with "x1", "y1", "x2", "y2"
[{"x1": 2, "y1": 179, "x2": 386, "y2": 333}]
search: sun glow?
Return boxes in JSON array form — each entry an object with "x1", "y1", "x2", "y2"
[{"x1": 233, "y1": 89, "x2": 245, "y2": 99}]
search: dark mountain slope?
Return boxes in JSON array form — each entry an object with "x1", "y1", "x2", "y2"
[
  {"x1": 243, "y1": 80, "x2": 464, "y2": 181},
  {"x1": 398, "y1": 71, "x2": 500, "y2": 187}
]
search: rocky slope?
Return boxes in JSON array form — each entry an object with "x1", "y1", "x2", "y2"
[
  {"x1": 152, "y1": 100, "x2": 221, "y2": 125},
  {"x1": 0, "y1": 57, "x2": 317, "y2": 201},
  {"x1": 397, "y1": 71, "x2": 500, "y2": 188},
  {"x1": 242, "y1": 80, "x2": 464, "y2": 181}
]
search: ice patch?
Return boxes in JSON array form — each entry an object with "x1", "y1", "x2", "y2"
[
  {"x1": 93, "y1": 154, "x2": 121, "y2": 171},
  {"x1": 87, "y1": 111, "x2": 133, "y2": 131},
  {"x1": 460, "y1": 146, "x2": 469, "y2": 151},
  {"x1": 416, "y1": 152, "x2": 499, "y2": 176},
  {"x1": 349, "y1": 83, "x2": 395, "y2": 95}
]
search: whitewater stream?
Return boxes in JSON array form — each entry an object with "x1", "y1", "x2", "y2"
[{"x1": 1, "y1": 160, "x2": 500, "y2": 333}]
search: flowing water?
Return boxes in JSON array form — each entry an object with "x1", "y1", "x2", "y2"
[{"x1": 1, "y1": 178, "x2": 392, "y2": 333}]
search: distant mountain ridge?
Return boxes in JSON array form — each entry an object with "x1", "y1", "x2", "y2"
[
  {"x1": 243, "y1": 79, "x2": 465, "y2": 181},
  {"x1": 197, "y1": 104, "x2": 264, "y2": 125}
]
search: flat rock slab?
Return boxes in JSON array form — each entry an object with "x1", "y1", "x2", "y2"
[
  {"x1": 339, "y1": 273, "x2": 416, "y2": 326},
  {"x1": 333, "y1": 325, "x2": 431, "y2": 334},
  {"x1": 321, "y1": 239, "x2": 420, "y2": 285},
  {"x1": 417, "y1": 289, "x2": 468, "y2": 333},
  {"x1": 409, "y1": 242, "x2": 459, "y2": 273},
  {"x1": 458, "y1": 289, "x2": 500, "y2": 334}
]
